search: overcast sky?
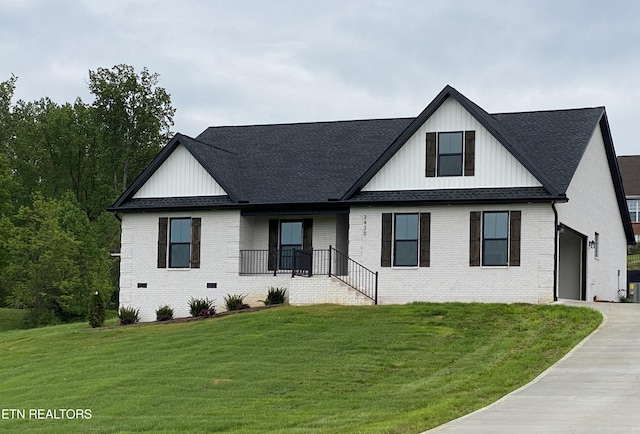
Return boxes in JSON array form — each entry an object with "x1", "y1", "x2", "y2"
[{"x1": 2, "y1": 0, "x2": 639, "y2": 155}]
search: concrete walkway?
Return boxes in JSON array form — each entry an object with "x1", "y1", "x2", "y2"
[{"x1": 427, "y1": 301, "x2": 640, "y2": 434}]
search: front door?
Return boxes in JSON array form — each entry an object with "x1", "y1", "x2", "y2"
[{"x1": 279, "y1": 221, "x2": 303, "y2": 270}]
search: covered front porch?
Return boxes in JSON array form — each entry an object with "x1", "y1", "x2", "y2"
[{"x1": 236, "y1": 210, "x2": 377, "y2": 303}]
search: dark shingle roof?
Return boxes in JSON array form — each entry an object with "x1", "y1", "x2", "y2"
[
  {"x1": 617, "y1": 155, "x2": 640, "y2": 196},
  {"x1": 194, "y1": 118, "x2": 414, "y2": 204},
  {"x1": 349, "y1": 187, "x2": 554, "y2": 204},
  {"x1": 112, "y1": 195, "x2": 234, "y2": 211},
  {"x1": 494, "y1": 108, "x2": 605, "y2": 195},
  {"x1": 109, "y1": 86, "x2": 624, "y2": 229}
]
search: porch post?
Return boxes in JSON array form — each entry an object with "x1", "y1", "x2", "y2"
[{"x1": 374, "y1": 271, "x2": 378, "y2": 305}]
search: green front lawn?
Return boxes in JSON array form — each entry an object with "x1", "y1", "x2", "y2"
[{"x1": 0, "y1": 303, "x2": 601, "y2": 433}]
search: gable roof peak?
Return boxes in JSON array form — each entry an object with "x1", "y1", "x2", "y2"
[{"x1": 343, "y1": 85, "x2": 560, "y2": 199}]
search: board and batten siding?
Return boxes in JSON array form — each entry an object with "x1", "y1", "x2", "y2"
[
  {"x1": 133, "y1": 145, "x2": 227, "y2": 198},
  {"x1": 363, "y1": 97, "x2": 542, "y2": 191}
]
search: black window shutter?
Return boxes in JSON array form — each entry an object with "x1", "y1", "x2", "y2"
[
  {"x1": 419, "y1": 213, "x2": 431, "y2": 267},
  {"x1": 158, "y1": 217, "x2": 168, "y2": 268},
  {"x1": 190, "y1": 217, "x2": 201, "y2": 268},
  {"x1": 509, "y1": 211, "x2": 521, "y2": 266},
  {"x1": 381, "y1": 213, "x2": 392, "y2": 267},
  {"x1": 268, "y1": 219, "x2": 278, "y2": 271},
  {"x1": 464, "y1": 131, "x2": 475, "y2": 176},
  {"x1": 469, "y1": 212, "x2": 481, "y2": 267},
  {"x1": 303, "y1": 219, "x2": 313, "y2": 250},
  {"x1": 426, "y1": 132, "x2": 437, "y2": 177}
]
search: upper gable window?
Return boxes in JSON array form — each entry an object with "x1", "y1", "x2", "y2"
[
  {"x1": 426, "y1": 131, "x2": 475, "y2": 178},
  {"x1": 437, "y1": 132, "x2": 463, "y2": 176}
]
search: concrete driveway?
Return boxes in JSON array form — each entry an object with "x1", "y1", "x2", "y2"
[{"x1": 426, "y1": 301, "x2": 640, "y2": 434}]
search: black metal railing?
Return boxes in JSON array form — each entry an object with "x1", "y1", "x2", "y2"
[
  {"x1": 239, "y1": 246, "x2": 378, "y2": 304},
  {"x1": 328, "y1": 246, "x2": 378, "y2": 304},
  {"x1": 239, "y1": 249, "x2": 330, "y2": 276}
]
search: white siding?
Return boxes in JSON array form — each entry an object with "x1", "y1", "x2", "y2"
[
  {"x1": 119, "y1": 210, "x2": 243, "y2": 321},
  {"x1": 348, "y1": 204, "x2": 556, "y2": 304},
  {"x1": 119, "y1": 211, "x2": 345, "y2": 322},
  {"x1": 238, "y1": 215, "x2": 339, "y2": 251},
  {"x1": 133, "y1": 145, "x2": 227, "y2": 198},
  {"x1": 363, "y1": 98, "x2": 542, "y2": 191},
  {"x1": 556, "y1": 125, "x2": 628, "y2": 301}
]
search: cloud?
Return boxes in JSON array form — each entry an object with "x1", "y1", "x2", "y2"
[{"x1": 1, "y1": 0, "x2": 639, "y2": 153}]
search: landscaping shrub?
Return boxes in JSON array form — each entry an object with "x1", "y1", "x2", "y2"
[
  {"x1": 88, "y1": 290, "x2": 106, "y2": 328},
  {"x1": 224, "y1": 293, "x2": 249, "y2": 311},
  {"x1": 119, "y1": 306, "x2": 140, "y2": 325},
  {"x1": 188, "y1": 297, "x2": 215, "y2": 317},
  {"x1": 155, "y1": 305, "x2": 174, "y2": 321},
  {"x1": 198, "y1": 307, "x2": 216, "y2": 317},
  {"x1": 263, "y1": 287, "x2": 286, "y2": 305}
]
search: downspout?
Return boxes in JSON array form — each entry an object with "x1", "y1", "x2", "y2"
[{"x1": 552, "y1": 202, "x2": 559, "y2": 302}]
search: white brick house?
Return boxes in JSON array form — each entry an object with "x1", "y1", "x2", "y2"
[{"x1": 109, "y1": 86, "x2": 634, "y2": 322}]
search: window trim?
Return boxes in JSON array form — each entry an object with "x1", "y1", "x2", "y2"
[
  {"x1": 469, "y1": 210, "x2": 521, "y2": 267},
  {"x1": 437, "y1": 131, "x2": 463, "y2": 177},
  {"x1": 381, "y1": 212, "x2": 430, "y2": 268},
  {"x1": 426, "y1": 130, "x2": 475, "y2": 178},
  {"x1": 393, "y1": 213, "x2": 419, "y2": 267},
  {"x1": 482, "y1": 211, "x2": 509, "y2": 267},
  {"x1": 628, "y1": 199, "x2": 640, "y2": 223},
  {"x1": 157, "y1": 217, "x2": 201, "y2": 269},
  {"x1": 169, "y1": 217, "x2": 192, "y2": 269}
]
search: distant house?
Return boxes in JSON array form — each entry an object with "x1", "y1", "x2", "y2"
[
  {"x1": 617, "y1": 155, "x2": 640, "y2": 242},
  {"x1": 109, "y1": 85, "x2": 634, "y2": 321},
  {"x1": 617, "y1": 155, "x2": 640, "y2": 299}
]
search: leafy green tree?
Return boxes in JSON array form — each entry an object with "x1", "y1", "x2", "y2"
[
  {"x1": 0, "y1": 75, "x2": 16, "y2": 150},
  {"x1": 89, "y1": 64, "x2": 175, "y2": 195},
  {"x1": 0, "y1": 154, "x2": 17, "y2": 306},
  {"x1": 0, "y1": 65, "x2": 176, "y2": 319},
  {"x1": 7, "y1": 98, "x2": 108, "y2": 216},
  {"x1": 3, "y1": 193, "x2": 112, "y2": 327}
]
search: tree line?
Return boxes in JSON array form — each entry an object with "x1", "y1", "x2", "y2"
[{"x1": 0, "y1": 64, "x2": 175, "y2": 327}]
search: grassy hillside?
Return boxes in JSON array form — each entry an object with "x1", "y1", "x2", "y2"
[
  {"x1": 0, "y1": 303, "x2": 601, "y2": 433},
  {"x1": 0, "y1": 308, "x2": 27, "y2": 332}
]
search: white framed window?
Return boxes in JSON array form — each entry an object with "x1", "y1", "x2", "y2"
[
  {"x1": 394, "y1": 213, "x2": 419, "y2": 267},
  {"x1": 169, "y1": 218, "x2": 192, "y2": 268},
  {"x1": 482, "y1": 211, "x2": 509, "y2": 266},
  {"x1": 628, "y1": 199, "x2": 640, "y2": 223}
]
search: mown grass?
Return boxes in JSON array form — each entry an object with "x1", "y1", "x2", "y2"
[
  {"x1": 0, "y1": 303, "x2": 601, "y2": 433},
  {"x1": 628, "y1": 253, "x2": 640, "y2": 270},
  {"x1": 0, "y1": 308, "x2": 27, "y2": 332}
]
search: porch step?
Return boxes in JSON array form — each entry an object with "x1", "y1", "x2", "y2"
[{"x1": 289, "y1": 276, "x2": 374, "y2": 306}]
